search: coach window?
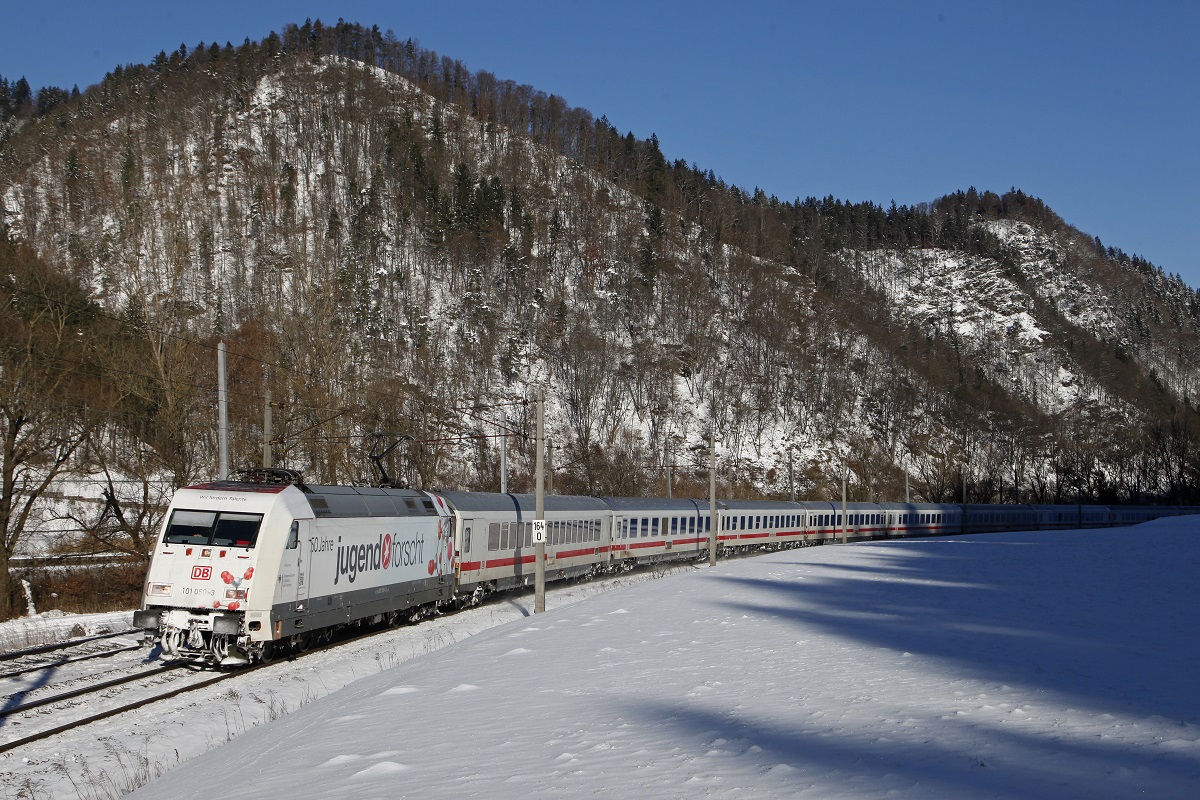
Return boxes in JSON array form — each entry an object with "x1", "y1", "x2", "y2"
[{"x1": 489, "y1": 523, "x2": 500, "y2": 550}]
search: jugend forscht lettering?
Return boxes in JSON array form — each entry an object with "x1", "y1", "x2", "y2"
[{"x1": 334, "y1": 532, "x2": 425, "y2": 585}]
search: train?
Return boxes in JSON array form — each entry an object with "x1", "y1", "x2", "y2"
[{"x1": 132, "y1": 470, "x2": 1199, "y2": 666}]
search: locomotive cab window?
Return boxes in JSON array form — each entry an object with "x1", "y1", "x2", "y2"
[
  {"x1": 164, "y1": 509, "x2": 264, "y2": 548},
  {"x1": 211, "y1": 513, "x2": 264, "y2": 547}
]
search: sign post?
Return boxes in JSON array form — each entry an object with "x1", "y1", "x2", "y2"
[
  {"x1": 708, "y1": 424, "x2": 718, "y2": 566},
  {"x1": 534, "y1": 387, "x2": 546, "y2": 613}
]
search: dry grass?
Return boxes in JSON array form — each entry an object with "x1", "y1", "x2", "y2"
[{"x1": 10, "y1": 562, "x2": 146, "y2": 619}]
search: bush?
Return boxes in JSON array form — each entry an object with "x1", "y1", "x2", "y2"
[{"x1": 11, "y1": 561, "x2": 147, "y2": 618}]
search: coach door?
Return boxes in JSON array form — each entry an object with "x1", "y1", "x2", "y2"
[{"x1": 279, "y1": 520, "x2": 313, "y2": 611}]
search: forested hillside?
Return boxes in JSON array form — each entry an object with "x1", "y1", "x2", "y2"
[{"x1": 1, "y1": 20, "x2": 1198, "y2": 586}]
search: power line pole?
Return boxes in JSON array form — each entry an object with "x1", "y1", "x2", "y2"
[
  {"x1": 262, "y1": 370, "x2": 272, "y2": 469},
  {"x1": 499, "y1": 408, "x2": 508, "y2": 494},
  {"x1": 841, "y1": 460, "x2": 849, "y2": 544},
  {"x1": 708, "y1": 425, "x2": 717, "y2": 567},
  {"x1": 788, "y1": 450, "x2": 795, "y2": 502},
  {"x1": 218, "y1": 339, "x2": 229, "y2": 479},
  {"x1": 534, "y1": 387, "x2": 546, "y2": 614},
  {"x1": 666, "y1": 443, "x2": 673, "y2": 499}
]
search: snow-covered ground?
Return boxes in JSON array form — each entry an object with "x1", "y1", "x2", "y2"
[{"x1": 6, "y1": 520, "x2": 1200, "y2": 798}]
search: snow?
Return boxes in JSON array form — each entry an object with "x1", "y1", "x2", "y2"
[
  {"x1": 0, "y1": 609, "x2": 133, "y2": 651},
  {"x1": 7, "y1": 520, "x2": 1200, "y2": 798}
]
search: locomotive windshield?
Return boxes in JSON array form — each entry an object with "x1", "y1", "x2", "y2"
[{"x1": 164, "y1": 509, "x2": 263, "y2": 548}]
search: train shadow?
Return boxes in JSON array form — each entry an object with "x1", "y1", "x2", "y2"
[
  {"x1": 614, "y1": 527, "x2": 1200, "y2": 796},
  {"x1": 710, "y1": 530, "x2": 1200, "y2": 723},
  {"x1": 0, "y1": 661, "x2": 59, "y2": 731}
]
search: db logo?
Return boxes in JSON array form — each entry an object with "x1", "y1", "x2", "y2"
[{"x1": 191, "y1": 566, "x2": 212, "y2": 580}]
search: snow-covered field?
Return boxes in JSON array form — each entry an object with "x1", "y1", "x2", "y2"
[{"x1": 6, "y1": 520, "x2": 1200, "y2": 798}]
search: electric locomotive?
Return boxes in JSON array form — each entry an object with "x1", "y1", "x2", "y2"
[{"x1": 133, "y1": 472, "x2": 455, "y2": 665}]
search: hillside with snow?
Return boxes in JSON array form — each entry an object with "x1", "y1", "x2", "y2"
[{"x1": 1, "y1": 22, "x2": 1199, "y2": 558}]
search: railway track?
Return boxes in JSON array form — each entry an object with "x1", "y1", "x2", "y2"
[
  {"x1": 0, "y1": 629, "x2": 135, "y2": 662},
  {"x1": 0, "y1": 627, "x2": 218, "y2": 750},
  {"x1": 0, "y1": 631, "x2": 144, "y2": 679},
  {"x1": 0, "y1": 562, "x2": 700, "y2": 755},
  {"x1": 0, "y1": 613, "x2": 430, "y2": 754},
  {"x1": 0, "y1": 663, "x2": 243, "y2": 754}
]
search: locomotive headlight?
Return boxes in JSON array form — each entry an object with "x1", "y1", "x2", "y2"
[
  {"x1": 225, "y1": 588, "x2": 248, "y2": 600},
  {"x1": 148, "y1": 583, "x2": 172, "y2": 596}
]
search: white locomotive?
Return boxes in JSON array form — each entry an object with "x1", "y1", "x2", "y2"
[
  {"x1": 133, "y1": 476, "x2": 455, "y2": 665},
  {"x1": 133, "y1": 471, "x2": 1197, "y2": 665}
]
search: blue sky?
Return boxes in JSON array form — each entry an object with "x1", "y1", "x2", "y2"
[{"x1": 3, "y1": 1, "x2": 1196, "y2": 286}]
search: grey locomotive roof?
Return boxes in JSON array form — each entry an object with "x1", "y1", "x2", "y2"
[{"x1": 303, "y1": 485, "x2": 437, "y2": 517}]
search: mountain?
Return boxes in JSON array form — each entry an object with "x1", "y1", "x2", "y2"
[{"x1": 1, "y1": 20, "x2": 1198, "y2": 566}]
